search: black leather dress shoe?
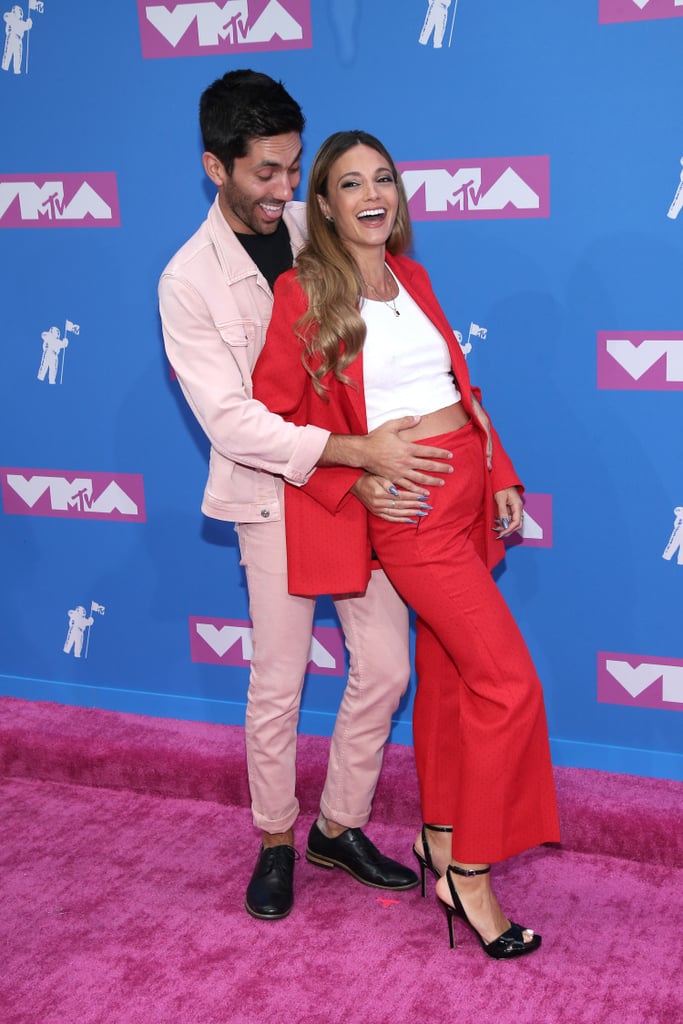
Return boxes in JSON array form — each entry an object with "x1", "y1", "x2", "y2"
[
  {"x1": 244, "y1": 844, "x2": 298, "y2": 920},
  {"x1": 306, "y1": 822, "x2": 419, "y2": 891}
]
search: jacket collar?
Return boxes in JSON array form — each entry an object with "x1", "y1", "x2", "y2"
[
  {"x1": 386, "y1": 251, "x2": 454, "y2": 341},
  {"x1": 206, "y1": 195, "x2": 305, "y2": 289}
]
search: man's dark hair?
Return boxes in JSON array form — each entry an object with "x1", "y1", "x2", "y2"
[{"x1": 199, "y1": 69, "x2": 305, "y2": 174}]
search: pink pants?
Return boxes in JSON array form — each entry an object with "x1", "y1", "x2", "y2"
[
  {"x1": 369, "y1": 423, "x2": 560, "y2": 863},
  {"x1": 237, "y1": 489, "x2": 409, "y2": 835}
]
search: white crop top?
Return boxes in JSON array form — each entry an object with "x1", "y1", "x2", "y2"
[{"x1": 361, "y1": 270, "x2": 461, "y2": 431}]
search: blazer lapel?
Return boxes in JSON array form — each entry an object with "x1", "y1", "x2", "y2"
[
  {"x1": 386, "y1": 252, "x2": 472, "y2": 407},
  {"x1": 343, "y1": 346, "x2": 369, "y2": 433}
]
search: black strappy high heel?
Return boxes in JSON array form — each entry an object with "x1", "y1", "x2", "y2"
[
  {"x1": 439, "y1": 864, "x2": 542, "y2": 959},
  {"x1": 412, "y1": 824, "x2": 452, "y2": 897}
]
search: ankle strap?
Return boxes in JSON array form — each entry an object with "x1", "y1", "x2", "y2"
[
  {"x1": 423, "y1": 823, "x2": 453, "y2": 833},
  {"x1": 448, "y1": 863, "x2": 491, "y2": 877}
]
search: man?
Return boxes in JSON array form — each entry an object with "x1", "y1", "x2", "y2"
[{"x1": 159, "y1": 70, "x2": 451, "y2": 921}]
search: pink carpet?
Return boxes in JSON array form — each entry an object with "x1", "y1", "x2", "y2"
[{"x1": 1, "y1": 697, "x2": 682, "y2": 1024}]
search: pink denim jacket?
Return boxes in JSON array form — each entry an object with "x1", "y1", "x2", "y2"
[{"x1": 159, "y1": 197, "x2": 329, "y2": 524}]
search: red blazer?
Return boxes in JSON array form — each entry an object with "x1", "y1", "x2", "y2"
[{"x1": 252, "y1": 252, "x2": 522, "y2": 596}]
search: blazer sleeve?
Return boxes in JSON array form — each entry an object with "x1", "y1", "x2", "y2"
[
  {"x1": 252, "y1": 272, "x2": 364, "y2": 514},
  {"x1": 470, "y1": 385, "x2": 524, "y2": 495}
]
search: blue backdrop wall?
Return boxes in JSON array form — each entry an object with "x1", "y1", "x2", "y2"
[{"x1": 1, "y1": 0, "x2": 682, "y2": 781}]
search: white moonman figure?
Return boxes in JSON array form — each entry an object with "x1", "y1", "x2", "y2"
[
  {"x1": 2, "y1": 5, "x2": 32, "y2": 74},
  {"x1": 454, "y1": 329, "x2": 471, "y2": 356},
  {"x1": 662, "y1": 506, "x2": 683, "y2": 565},
  {"x1": 37, "y1": 326, "x2": 68, "y2": 384},
  {"x1": 63, "y1": 606, "x2": 94, "y2": 658},
  {"x1": 666, "y1": 158, "x2": 683, "y2": 220},
  {"x1": 419, "y1": 0, "x2": 451, "y2": 48}
]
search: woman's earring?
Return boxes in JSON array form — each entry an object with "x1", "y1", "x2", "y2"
[{"x1": 325, "y1": 215, "x2": 334, "y2": 223}]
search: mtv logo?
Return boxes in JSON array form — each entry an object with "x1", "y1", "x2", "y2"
[
  {"x1": 0, "y1": 469, "x2": 146, "y2": 521},
  {"x1": 0, "y1": 174, "x2": 120, "y2": 228},
  {"x1": 397, "y1": 156, "x2": 550, "y2": 221},
  {"x1": 189, "y1": 617, "x2": 345, "y2": 675},
  {"x1": 505, "y1": 493, "x2": 553, "y2": 549},
  {"x1": 598, "y1": 652, "x2": 683, "y2": 711},
  {"x1": 599, "y1": 0, "x2": 683, "y2": 24},
  {"x1": 597, "y1": 332, "x2": 683, "y2": 391},
  {"x1": 138, "y1": 0, "x2": 312, "y2": 59}
]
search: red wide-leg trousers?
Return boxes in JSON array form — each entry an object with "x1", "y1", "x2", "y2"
[{"x1": 369, "y1": 423, "x2": 561, "y2": 864}]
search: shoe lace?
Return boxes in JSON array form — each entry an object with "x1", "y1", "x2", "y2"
[{"x1": 261, "y1": 845, "x2": 299, "y2": 877}]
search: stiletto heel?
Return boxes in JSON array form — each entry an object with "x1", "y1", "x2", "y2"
[
  {"x1": 438, "y1": 864, "x2": 542, "y2": 959},
  {"x1": 412, "y1": 824, "x2": 452, "y2": 897}
]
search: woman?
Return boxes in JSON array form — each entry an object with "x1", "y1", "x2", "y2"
[{"x1": 252, "y1": 131, "x2": 561, "y2": 958}]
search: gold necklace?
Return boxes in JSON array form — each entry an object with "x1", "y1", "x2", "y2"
[{"x1": 364, "y1": 269, "x2": 400, "y2": 317}]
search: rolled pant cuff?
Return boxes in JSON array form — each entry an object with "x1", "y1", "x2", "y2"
[
  {"x1": 320, "y1": 796, "x2": 371, "y2": 830},
  {"x1": 251, "y1": 801, "x2": 299, "y2": 836}
]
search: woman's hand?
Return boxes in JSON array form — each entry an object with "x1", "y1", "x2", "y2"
[
  {"x1": 493, "y1": 487, "x2": 524, "y2": 538},
  {"x1": 351, "y1": 474, "x2": 432, "y2": 524},
  {"x1": 471, "y1": 395, "x2": 493, "y2": 470}
]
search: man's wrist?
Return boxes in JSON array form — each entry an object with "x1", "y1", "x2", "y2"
[{"x1": 318, "y1": 433, "x2": 366, "y2": 469}]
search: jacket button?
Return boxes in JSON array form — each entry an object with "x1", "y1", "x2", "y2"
[{"x1": 260, "y1": 509, "x2": 270, "y2": 518}]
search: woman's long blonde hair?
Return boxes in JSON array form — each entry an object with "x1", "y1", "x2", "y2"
[{"x1": 295, "y1": 131, "x2": 413, "y2": 397}]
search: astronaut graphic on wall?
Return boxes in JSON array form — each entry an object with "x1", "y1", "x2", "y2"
[
  {"x1": 419, "y1": 0, "x2": 457, "y2": 49},
  {"x1": 37, "y1": 326, "x2": 67, "y2": 384},
  {"x1": 2, "y1": 2, "x2": 42, "y2": 75},
  {"x1": 63, "y1": 601, "x2": 105, "y2": 658},
  {"x1": 2, "y1": 5, "x2": 31, "y2": 73},
  {"x1": 662, "y1": 507, "x2": 683, "y2": 566},
  {"x1": 456, "y1": 322, "x2": 488, "y2": 358},
  {"x1": 63, "y1": 606, "x2": 94, "y2": 658},
  {"x1": 454, "y1": 330, "x2": 470, "y2": 357},
  {"x1": 36, "y1": 320, "x2": 79, "y2": 384},
  {"x1": 667, "y1": 157, "x2": 683, "y2": 220}
]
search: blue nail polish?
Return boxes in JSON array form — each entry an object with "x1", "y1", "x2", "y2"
[
  {"x1": 389, "y1": 486, "x2": 399, "y2": 496},
  {"x1": 501, "y1": 517, "x2": 509, "y2": 529},
  {"x1": 416, "y1": 510, "x2": 428, "y2": 517}
]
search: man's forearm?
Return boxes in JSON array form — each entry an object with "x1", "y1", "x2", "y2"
[
  {"x1": 318, "y1": 430, "x2": 413, "y2": 480},
  {"x1": 318, "y1": 434, "x2": 368, "y2": 469}
]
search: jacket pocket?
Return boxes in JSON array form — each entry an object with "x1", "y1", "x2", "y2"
[{"x1": 216, "y1": 319, "x2": 260, "y2": 349}]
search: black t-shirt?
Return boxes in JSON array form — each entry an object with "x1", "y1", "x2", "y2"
[{"x1": 235, "y1": 218, "x2": 293, "y2": 291}]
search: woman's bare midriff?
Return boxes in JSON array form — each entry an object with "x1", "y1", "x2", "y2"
[{"x1": 395, "y1": 403, "x2": 470, "y2": 442}]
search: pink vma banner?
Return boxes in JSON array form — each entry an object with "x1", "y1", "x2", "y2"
[
  {"x1": 397, "y1": 156, "x2": 550, "y2": 221},
  {"x1": 189, "y1": 617, "x2": 345, "y2": 676},
  {"x1": 599, "y1": 0, "x2": 683, "y2": 24},
  {"x1": 597, "y1": 332, "x2": 683, "y2": 391},
  {"x1": 505, "y1": 493, "x2": 553, "y2": 549},
  {"x1": 137, "y1": 0, "x2": 312, "y2": 58},
  {"x1": 0, "y1": 174, "x2": 120, "y2": 228},
  {"x1": 0, "y1": 469, "x2": 146, "y2": 522},
  {"x1": 598, "y1": 652, "x2": 683, "y2": 712}
]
